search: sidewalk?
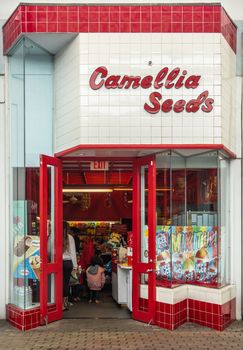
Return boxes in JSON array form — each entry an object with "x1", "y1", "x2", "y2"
[{"x1": 1, "y1": 319, "x2": 243, "y2": 350}]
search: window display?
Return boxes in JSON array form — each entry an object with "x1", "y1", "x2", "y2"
[
  {"x1": 9, "y1": 38, "x2": 53, "y2": 311},
  {"x1": 155, "y1": 151, "x2": 230, "y2": 288},
  {"x1": 156, "y1": 226, "x2": 218, "y2": 287}
]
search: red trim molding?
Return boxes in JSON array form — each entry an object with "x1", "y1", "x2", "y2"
[
  {"x1": 55, "y1": 144, "x2": 236, "y2": 159},
  {"x1": 3, "y1": 4, "x2": 237, "y2": 55}
]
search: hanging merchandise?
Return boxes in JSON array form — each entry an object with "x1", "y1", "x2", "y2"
[
  {"x1": 105, "y1": 193, "x2": 112, "y2": 208},
  {"x1": 80, "y1": 193, "x2": 91, "y2": 211},
  {"x1": 123, "y1": 192, "x2": 129, "y2": 208},
  {"x1": 127, "y1": 231, "x2": 133, "y2": 266},
  {"x1": 107, "y1": 232, "x2": 121, "y2": 247}
]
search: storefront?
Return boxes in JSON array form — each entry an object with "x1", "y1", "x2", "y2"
[{"x1": 2, "y1": 3, "x2": 241, "y2": 331}]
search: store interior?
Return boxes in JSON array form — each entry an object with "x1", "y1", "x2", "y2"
[{"x1": 61, "y1": 159, "x2": 133, "y2": 319}]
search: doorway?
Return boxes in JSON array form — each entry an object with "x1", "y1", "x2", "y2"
[
  {"x1": 39, "y1": 152, "x2": 157, "y2": 325},
  {"x1": 61, "y1": 157, "x2": 134, "y2": 320}
]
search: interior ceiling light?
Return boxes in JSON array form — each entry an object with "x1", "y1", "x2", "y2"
[
  {"x1": 63, "y1": 188, "x2": 113, "y2": 193},
  {"x1": 63, "y1": 188, "x2": 170, "y2": 193},
  {"x1": 113, "y1": 188, "x2": 171, "y2": 191}
]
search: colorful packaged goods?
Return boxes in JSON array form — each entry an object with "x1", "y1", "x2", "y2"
[{"x1": 156, "y1": 226, "x2": 218, "y2": 287}]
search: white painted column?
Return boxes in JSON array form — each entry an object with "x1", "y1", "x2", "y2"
[
  {"x1": 230, "y1": 159, "x2": 242, "y2": 320},
  {"x1": 0, "y1": 74, "x2": 6, "y2": 318},
  {"x1": 229, "y1": 76, "x2": 242, "y2": 320}
]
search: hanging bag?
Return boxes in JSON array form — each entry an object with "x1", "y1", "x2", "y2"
[{"x1": 69, "y1": 271, "x2": 79, "y2": 285}]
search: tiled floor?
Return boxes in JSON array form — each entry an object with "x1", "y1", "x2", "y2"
[
  {"x1": 63, "y1": 290, "x2": 131, "y2": 319},
  {"x1": 1, "y1": 318, "x2": 243, "y2": 350}
]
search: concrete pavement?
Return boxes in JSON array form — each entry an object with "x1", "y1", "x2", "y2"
[{"x1": 0, "y1": 319, "x2": 243, "y2": 350}]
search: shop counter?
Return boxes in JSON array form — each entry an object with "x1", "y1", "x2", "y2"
[{"x1": 112, "y1": 263, "x2": 132, "y2": 311}]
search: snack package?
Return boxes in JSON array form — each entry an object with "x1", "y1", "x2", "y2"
[
  {"x1": 29, "y1": 255, "x2": 41, "y2": 280},
  {"x1": 156, "y1": 227, "x2": 171, "y2": 281},
  {"x1": 194, "y1": 227, "x2": 218, "y2": 285}
]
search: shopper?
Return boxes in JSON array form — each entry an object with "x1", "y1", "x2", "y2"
[
  {"x1": 70, "y1": 226, "x2": 81, "y2": 254},
  {"x1": 79, "y1": 237, "x2": 95, "y2": 298},
  {"x1": 86, "y1": 256, "x2": 105, "y2": 304},
  {"x1": 63, "y1": 221, "x2": 77, "y2": 311}
]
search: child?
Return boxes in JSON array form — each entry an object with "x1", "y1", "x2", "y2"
[{"x1": 86, "y1": 256, "x2": 105, "y2": 304}]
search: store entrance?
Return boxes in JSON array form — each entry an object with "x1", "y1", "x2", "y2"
[
  {"x1": 39, "y1": 151, "x2": 157, "y2": 326},
  {"x1": 61, "y1": 157, "x2": 133, "y2": 320}
]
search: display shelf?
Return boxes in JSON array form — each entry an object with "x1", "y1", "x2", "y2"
[{"x1": 68, "y1": 220, "x2": 122, "y2": 239}]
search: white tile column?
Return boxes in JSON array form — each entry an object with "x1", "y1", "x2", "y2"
[{"x1": 0, "y1": 73, "x2": 7, "y2": 318}]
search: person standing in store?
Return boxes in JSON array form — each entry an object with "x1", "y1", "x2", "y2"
[
  {"x1": 79, "y1": 236, "x2": 95, "y2": 298},
  {"x1": 86, "y1": 256, "x2": 105, "y2": 304},
  {"x1": 62, "y1": 221, "x2": 77, "y2": 311}
]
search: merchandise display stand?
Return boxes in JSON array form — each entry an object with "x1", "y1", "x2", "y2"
[{"x1": 112, "y1": 263, "x2": 132, "y2": 311}]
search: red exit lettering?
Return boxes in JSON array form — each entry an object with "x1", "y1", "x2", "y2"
[{"x1": 90, "y1": 161, "x2": 109, "y2": 171}]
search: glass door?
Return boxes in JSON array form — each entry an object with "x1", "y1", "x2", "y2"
[
  {"x1": 132, "y1": 156, "x2": 156, "y2": 323},
  {"x1": 39, "y1": 155, "x2": 63, "y2": 324}
]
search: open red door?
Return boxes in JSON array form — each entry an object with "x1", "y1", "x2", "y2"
[
  {"x1": 132, "y1": 156, "x2": 156, "y2": 324},
  {"x1": 39, "y1": 155, "x2": 63, "y2": 325}
]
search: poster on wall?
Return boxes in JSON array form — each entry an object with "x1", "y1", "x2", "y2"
[
  {"x1": 156, "y1": 226, "x2": 171, "y2": 283},
  {"x1": 13, "y1": 235, "x2": 40, "y2": 280},
  {"x1": 156, "y1": 226, "x2": 218, "y2": 286},
  {"x1": 193, "y1": 226, "x2": 218, "y2": 285}
]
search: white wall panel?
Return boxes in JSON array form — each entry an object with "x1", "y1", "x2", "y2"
[
  {"x1": 221, "y1": 36, "x2": 237, "y2": 154},
  {"x1": 54, "y1": 37, "x2": 80, "y2": 151},
  {"x1": 54, "y1": 33, "x2": 236, "y2": 153},
  {"x1": 230, "y1": 159, "x2": 241, "y2": 319}
]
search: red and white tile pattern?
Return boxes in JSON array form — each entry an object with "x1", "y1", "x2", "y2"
[
  {"x1": 6, "y1": 303, "x2": 57, "y2": 331},
  {"x1": 6, "y1": 304, "x2": 41, "y2": 331},
  {"x1": 3, "y1": 5, "x2": 236, "y2": 55},
  {"x1": 139, "y1": 284, "x2": 236, "y2": 331},
  {"x1": 6, "y1": 284, "x2": 236, "y2": 331}
]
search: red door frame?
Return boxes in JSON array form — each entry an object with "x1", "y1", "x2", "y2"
[
  {"x1": 132, "y1": 155, "x2": 156, "y2": 323},
  {"x1": 39, "y1": 155, "x2": 63, "y2": 324}
]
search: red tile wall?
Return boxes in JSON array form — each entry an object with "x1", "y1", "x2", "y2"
[
  {"x1": 155, "y1": 299, "x2": 187, "y2": 330},
  {"x1": 6, "y1": 303, "x2": 59, "y2": 331},
  {"x1": 7, "y1": 297, "x2": 236, "y2": 331},
  {"x1": 139, "y1": 298, "x2": 187, "y2": 330},
  {"x1": 139, "y1": 297, "x2": 236, "y2": 331},
  {"x1": 6, "y1": 304, "x2": 41, "y2": 331},
  {"x1": 3, "y1": 4, "x2": 237, "y2": 55},
  {"x1": 221, "y1": 8, "x2": 237, "y2": 53},
  {"x1": 188, "y1": 298, "x2": 236, "y2": 331}
]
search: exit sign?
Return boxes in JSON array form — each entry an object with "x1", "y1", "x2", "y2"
[{"x1": 90, "y1": 161, "x2": 109, "y2": 171}]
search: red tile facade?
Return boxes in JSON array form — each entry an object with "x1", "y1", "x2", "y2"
[
  {"x1": 139, "y1": 297, "x2": 236, "y2": 331},
  {"x1": 188, "y1": 298, "x2": 236, "y2": 331},
  {"x1": 7, "y1": 296, "x2": 236, "y2": 331},
  {"x1": 6, "y1": 303, "x2": 58, "y2": 331},
  {"x1": 3, "y1": 4, "x2": 237, "y2": 55},
  {"x1": 6, "y1": 304, "x2": 41, "y2": 331},
  {"x1": 155, "y1": 299, "x2": 187, "y2": 330}
]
